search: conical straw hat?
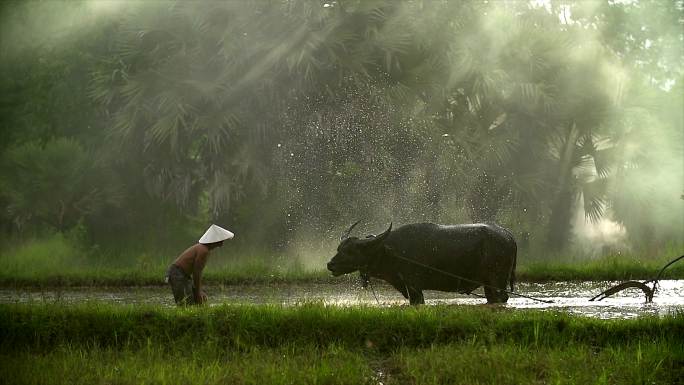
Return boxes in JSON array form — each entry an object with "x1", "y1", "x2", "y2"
[{"x1": 199, "y1": 224, "x2": 234, "y2": 244}]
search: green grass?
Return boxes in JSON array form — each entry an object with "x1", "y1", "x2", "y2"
[
  {"x1": 0, "y1": 345, "x2": 374, "y2": 385},
  {"x1": 1, "y1": 255, "x2": 682, "y2": 288},
  {"x1": 393, "y1": 342, "x2": 682, "y2": 385},
  {"x1": 0, "y1": 235, "x2": 335, "y2": 286},
  {"x1": 0, "y1": 265, "x2": 335, "y2": 287},
  {"x1": 1, "y1": 342, "x2": 681, "y2": 385},
  {"x1": 0, "y1": 303, "x2": 682, "y2": 384},
  {"x1": 517, "y1": 253, "x2": 684, "y2": 282},
  {"x1": 0, "y1": 233, "x2": 85, "y2": 275},
  {"x1": 2, "y1": 303, "x2": 683, "y2": 350},
  {"x1": 0, "y1": 264, "x2": 338, "y2": 287}
]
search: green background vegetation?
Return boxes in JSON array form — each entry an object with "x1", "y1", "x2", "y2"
[{"x1": 0, "y1": 0, "x2": 682, "y2": 274}]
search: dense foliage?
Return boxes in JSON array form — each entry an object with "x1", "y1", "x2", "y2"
[{"x1": 0, "y1": 0, "x2": 682, "y2": 259}]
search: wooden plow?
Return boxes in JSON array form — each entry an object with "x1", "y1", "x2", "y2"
[{"x1": 589, "y1": 255, "x2": 684, "y2": 303}]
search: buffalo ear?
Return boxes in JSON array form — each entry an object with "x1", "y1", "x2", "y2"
[{"x1": 360, "y1": 223, "x2": 392, "y2": 248}]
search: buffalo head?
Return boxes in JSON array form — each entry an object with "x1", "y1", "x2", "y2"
[{"x1": 327, "y1": 223, "x2": 392, "y2": 276}]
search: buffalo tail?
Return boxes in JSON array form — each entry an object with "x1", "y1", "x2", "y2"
[{"x1": 510, "y1": 242, "x2": 517, "y2": 292}]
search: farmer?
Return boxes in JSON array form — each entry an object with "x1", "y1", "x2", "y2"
[{"x1": 166, "y1": 224, "x2": 234, "y2": 305}]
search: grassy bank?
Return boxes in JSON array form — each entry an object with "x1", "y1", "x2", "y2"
[
  {"x1": 517, "y1": 253, "x2": 684, "y2": 282},
  {"x1": 1, "y1": 304, "x2": 682, "y2": 384},
  {"x1": 2, "y1": 303, "x2": 683, "y2": 350},
  {"x1": 0, "y1": 265, "x2": 335, "y2": 287},
  {"x1": 0, "y1": 254, "x2": 682, "y2": 288}
]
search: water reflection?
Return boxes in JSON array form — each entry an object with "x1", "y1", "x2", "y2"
[{"x1": 1, "y1": 280, "x2": 682, "y2": 319}]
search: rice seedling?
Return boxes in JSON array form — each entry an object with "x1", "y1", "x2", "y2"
[
  {"x1": 2, "y1": 303, "x2": 682, "y2": 352},
  {"x1": 0, "y1": 303, "x2": 681, "y2": 385}
]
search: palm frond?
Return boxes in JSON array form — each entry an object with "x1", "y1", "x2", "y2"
[{"x1": 582, "y1": 178, "x2": 609, "y2": 223}]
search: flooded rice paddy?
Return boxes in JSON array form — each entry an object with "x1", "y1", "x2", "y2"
[{"x1": 2, "y1": 280, "x2": 682, "y2": 319}]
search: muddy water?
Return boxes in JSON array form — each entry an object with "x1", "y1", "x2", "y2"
[{"x1": 1, "y1": 280, "x2": 682, "y2": 319}]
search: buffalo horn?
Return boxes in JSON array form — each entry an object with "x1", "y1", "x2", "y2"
[
  {"x1": 376, "y1": 222, "x2": 392, "y2": 241},
  {"x1": 341, "y1": 220, "x2": 362, "y2": 240},
  {"x1": 361, "y1": 223, "x2": 392, "y2": 247}
]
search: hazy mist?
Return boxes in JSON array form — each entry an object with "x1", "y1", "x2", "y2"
[{"x1": 0, "y1": 0, "x2": 682, "y2": 270}]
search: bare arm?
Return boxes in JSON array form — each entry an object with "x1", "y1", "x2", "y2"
[{"x1": 193, "y1": 249, "x2": 208, "y2": 303}]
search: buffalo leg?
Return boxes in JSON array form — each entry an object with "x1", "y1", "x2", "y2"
[
  {"x1": 389, "y1": 280, "x2": 409, "y2": 300},
  {"x1": 394, "y1": 273, "x2": 425, "y2": 305},
  {"x1": 484, "y1": 271, "x2": 510, "y2": 303},
  {"x1": 407, "y1": 287, "x2": 424, "y2": 305},
  {"x1": 483, "y1": 263, "x2": 511, "y2": 303},
  {"x1": 484, "y1": 286, "x2": 508, "y2": 303},
  {"x1": 392, "y1": 281, "x2": 424, "y2": 305}
]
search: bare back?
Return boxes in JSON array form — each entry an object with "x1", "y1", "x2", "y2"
[
  {"x1": 169, "y1": 237, "x2": 224, "y2": 305},
  {"x1": 173, "y1": 243, "x2": 209, "y2": 276}
]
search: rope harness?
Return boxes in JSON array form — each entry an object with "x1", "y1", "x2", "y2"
[
  {"x1": 390, "y1": 254, "x2": 554, "y2": 304},
  {"x1": 362, "y1": 252, "x2": 553, "y2": 304}
]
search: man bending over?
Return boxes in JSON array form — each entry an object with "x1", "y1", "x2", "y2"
[{"x1": 166, "y1": 224, "x2": 234, "y2": 305}]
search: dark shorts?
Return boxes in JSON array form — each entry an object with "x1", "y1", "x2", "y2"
[{"x1": 166, "y1": 264, "x2": 195, "y2": 305}]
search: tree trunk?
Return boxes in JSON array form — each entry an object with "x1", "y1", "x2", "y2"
[
  {"x1": 546, "y1": 187, "x2": 575, "y2": 252},
  {"x1": 546, "y1": 123, "x2": 580, "y2": 252}
]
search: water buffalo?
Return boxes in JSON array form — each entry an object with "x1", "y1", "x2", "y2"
[{"x1": 327, "y1": 222, "x2": 517, "y2": 305}]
